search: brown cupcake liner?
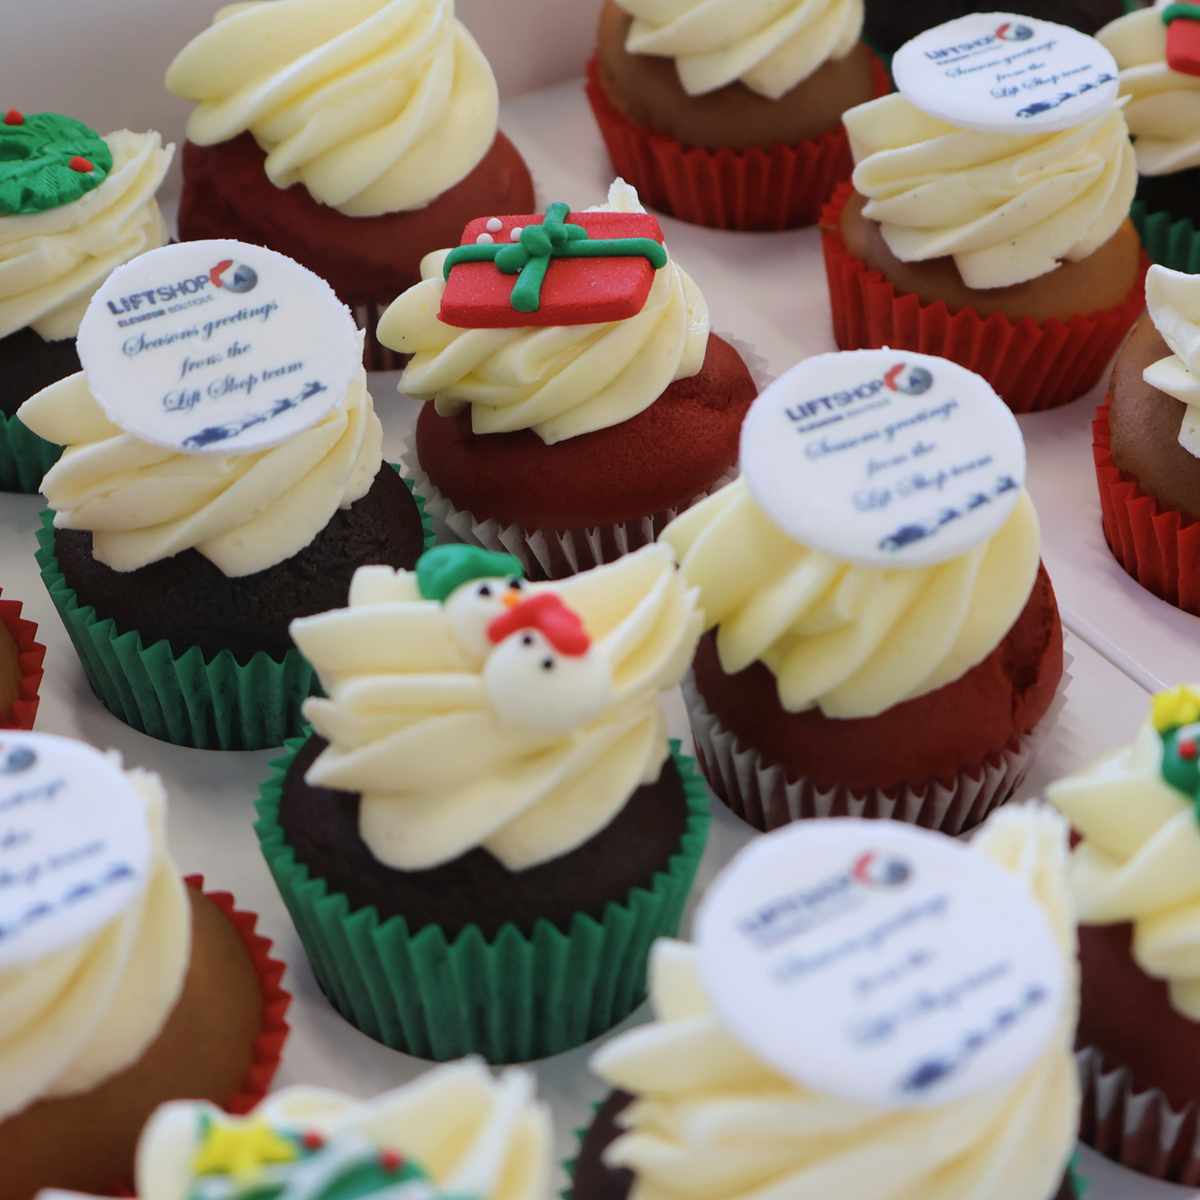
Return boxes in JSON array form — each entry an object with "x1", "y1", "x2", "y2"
[
  {"x1": 352, "y1": 300, "x2": 407, "y2": 374},
  {"x1": 0, "y1": 588, "x2": 45, "y2": 730},
  {"x1": 681, "y1": 656, "x2": 1070, "y2": 835},
  {"x1": 584, "y1": 52, "x2": 891, "y2": 231},
  {"x1": 820, "y1": 182, "x2": 1150, "y2": 413},
  {"x1": 1093, "y1": 400, "x2": 1200, "y2": 616}
]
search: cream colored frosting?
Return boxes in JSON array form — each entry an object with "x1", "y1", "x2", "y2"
[
  {"x1": 18, "y1": 342, "x2": 383, "y2": 577},
  {"x1": 1098, "y1": 4, "x2": 1200, "y2": 176},
  {"x1": 591, "y1": 804, "x2": 1079, "y2": 1200},
  {"x1": 378, "y1": 180, "x2": 710, "y2": 445},
  {"x1": 290, "y1": 543, "x2": 702, "y2": 872},
  {"x1": 135, "y1": 1058, "x2": 551, "y2": 1200},
  {"x1": 616, "y1": 0, "x2": 863, "y2": 99},
  {"x1": 165, "y1": 0, "x2": 499, "y2": 218},
  {"x1": 844, "y1": 92, "x2": 1137, "y2": 289},
  {"x1": 0, "y1": 765, "x2": 190, "y2": 1124},
  {"x1": 0, "y1": 130, "x2": 172, "y2": 342},
  {"x1": 1142, "y1": 264, "x2": 1200, "y2": 459},
  {"x1": 660, "y1": 477, "x2": 1040, "y2": 720},
  {"x1": 1048, "y1": 698, "x2": 1200, "y2": 1020}
]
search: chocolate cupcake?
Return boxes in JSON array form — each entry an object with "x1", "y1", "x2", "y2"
[
  {"x1": 586, "y1": 0, "x2": 890, "y2": 230},
  {"x1": 21, "y1": 239, "x2": 431, "y2": 750},
  {"x1": 577, "y1": 804, "x2": 1082, "y2": 1200},
  {"x1": 256, "y1": 542, "x2": 711, "y2": 1062},
  {"x1": 379, "y1": 181, "x2": 757, "y2": 581},
  {"x1": 0, "y1": 731, "x2": 288, "y2": 1200},
  {"x1": 662, "y1": 349, "x2": 1064, "y2": 834},
  {"x1": 1049, "y1": 683, "x2": 1200, "y2": 1183},
  {"x1": 0, "y1": 111, "x2": 172, "y2": 491},
  {"x1": 823, "y1": 12, "x2": 1146, "y2": 412},
  {"x1": 165, "y1": 0, "x2": 534, "y2": 371}
]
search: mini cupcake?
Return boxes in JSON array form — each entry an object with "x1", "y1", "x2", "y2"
[
  {"x1": 378, "y1": 180, "x2": 757, "y2": 581},
  {"x1": 1048, "y1": 683, "x2": 1200, "y2": 1183},
  {"x1": 823, "y1": 12, "x2": 1146, "y2": 412},
  {"x1": 21, "y1": 239, "x2": 432, "y2": 750},
  {"x1": 0, "y1": 731, "x2": 289, "y2": 1200},
  {"x1": 0, "y1": 586, "x2": 45, "y2": 729},
  {"x1": 575, "y1": 804, "x2": 1082, "y2": 1200},
  {"x1": 661, "y1": 348, "x2": 1064, "y2": 834},
  {"x1": 0, "y1": 110, "x2": 171, "y2": 492},
  {"x1": 1099, "y1": 2, "x2": 1200, "y2": 272},
  {"x1": 1094, "y1": 263, "x2": 1200, "y2": 614},
  {"x1": 165, "y1": 0, "x2": 535, "y2": 371},
  {"x1": 257, "y1": 541, "x2": 710, "y2": 1063},
  {"x1": 586, "y1": 0, "x2": 890, "y2": 230}
]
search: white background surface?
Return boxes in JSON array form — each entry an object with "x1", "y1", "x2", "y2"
[{"x1": 2, "y1": 6, "x2": 1196, "y2": 1199}]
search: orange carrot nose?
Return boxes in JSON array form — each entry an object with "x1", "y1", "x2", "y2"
[{"x1": 502, "y1": 589, "x2": 522, "y2": 608}]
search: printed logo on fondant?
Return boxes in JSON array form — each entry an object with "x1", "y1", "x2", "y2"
[
  {"x1": 0, "y1": 733, "x2": 151, "y2": 970},
  {"x1": 893, "y1": 11, "x2": 1120, "y2": 134},
  {"x1": 77, "y1": 239, "x2": 359, "y2": 457},
  {"x1": 696, "y1": 818, "x2": 1065, "y2": 1109},
  {"x1": 739, "y1": 349, "x2": 1026, "y2": 569}
]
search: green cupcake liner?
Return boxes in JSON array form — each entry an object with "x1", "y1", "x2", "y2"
[
  {"x1": 254, "y1": 735, "x2": 712, "y2": 1063},
  {"x1": 34, "y1": 468, "x2": 436, "y2": 751},
  {"x1": 0, "y1": 410, "x2": 62, "y2": 494},
  {"x1": 1132, "y1": 199, "x2": 1200, "y2": 274}
]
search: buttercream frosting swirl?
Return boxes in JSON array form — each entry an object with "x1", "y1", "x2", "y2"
[
  {"x1": 659, "y1": 477, "x2": 1041, "y2": 719},
  {"x1": 844, "y1": 92, "x2": 1137, "y2": 289},
  {"x1": 165, "y1": 0, "x2": 499, "y2": 218},
  {"x1": 1048, "y1": 691, "x2": 1200, "y2": 1020},
  {"x1": 616, "y1": 0, "x2": 863, "y2": 99},
  {"x1": 18, "y1": 343, "x2": 383, "y2": 577},
  {"x1": 290, "y1": 542, "x2": 702, "y2": 871},
  {"x1": 0, "y1": 763, "x2": 190, "y2": 1123},
  {"x1": 135, "y1": 1058, "x2": 551, "y2": 1200},
  {"x1": 1098, "y1": 3, "x2": 1200, "y2": 176},
  {"x1": 378, "y1": 180, "x2": 709, "y2": 444},
  {"x1": 0, "y1": 130, "x2": 171, "y2": 342},
  {"x1": 591, "y1": 804, "x2": 1079, "y2": 1200},
  {"x1": 1141, "y1": 263, "x2": 1200, "y2": 459}
]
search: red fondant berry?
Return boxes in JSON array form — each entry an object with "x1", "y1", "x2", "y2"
[
  {"x1": 1179, "y1": 738, "x2": 1198, "y2": 761},
  {"x1": 302, "y1": 1131, "x2": 324, "y2": 1150},
  {"x1": 379, "y1": 1150, "x2": 404, "y2": 1172},
  {"x1": 68, "y1": 156, "x2": 94, "y2": 173},
  {"x1": 3, "y1": 110, "x2": 23, "y2": 126}
]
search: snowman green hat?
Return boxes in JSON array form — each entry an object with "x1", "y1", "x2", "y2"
[{"x1": 416, "y1": 545, "x2": 524, "y2": 603}]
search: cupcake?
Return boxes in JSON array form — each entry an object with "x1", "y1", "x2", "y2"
[
  {"x1": 575, "y1": 803, "x2": 1082, "y2": 1200},
  {"x1": 0, "y1": 586, "x2": 46, "y2": 730},
  {"x1": 378, "y1": 180, "x2": 757, "y2": 581},
  {"x1": 1048, "y1": 683, "x2": 1200, "y2": 1183},
  {"x1": 661, "y1": 348, "x2": 1064, "y2": 835},
  {"x1": 0, "y1": 111, "x2": 171, "y2": 492},
  {"x1": 1094, "y1": 263, "x2": 1200, "y2": 614},
  {"x1": 0, "y1": 731, "x2": 288, "y2": 1200},
  {"x1": 165, "y1": 0, "x2": 535, "y2": 371},
  {"x1": 20, "y1": 239, "x2": 432, "y2": 750},
  {"x1": 256, "y1": 541, "x2": 711, "y2": 1063},
  {"x1": 585, "y1": 0, "x2": 891, "y2": 230},
  {"x1": 823, "y1": 11, "x2": 1147, "y2": 413}
]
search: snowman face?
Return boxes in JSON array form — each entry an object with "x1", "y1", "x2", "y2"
[
  {"x1": 445, "y1": 575, "x2": 528, "y2": 661},
  {"x1": 483, "y1": 628, "x2": 613, "y2": 736}
]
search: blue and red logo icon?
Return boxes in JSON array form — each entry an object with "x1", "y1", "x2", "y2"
[
  {"x1": 883, "y1": 363, "x2": 934, "y2": 395},
  {"x1": 852, "y1": 852, "x2": 911, "y2": 888},
  {"x1": 995, "y1": 22, "x2": 1034, "y2": 41},
  {"x1": 209, "y1": 259, "x2": 258, "y2": 294}
]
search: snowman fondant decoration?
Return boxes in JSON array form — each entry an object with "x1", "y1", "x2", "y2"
[{"x1": 417, "y1": 545, "x2": 614, "y2": 736}]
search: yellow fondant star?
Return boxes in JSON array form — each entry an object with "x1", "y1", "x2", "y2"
[
  {"x1": 193, "y1": 1116, "x2": 299, "y2": 1178},
  {"x1": 1153, "y1": 685, "x2": 1200, "y2": 732}
]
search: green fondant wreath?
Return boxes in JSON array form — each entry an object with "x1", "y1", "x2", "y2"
[{"x1": 0, "y1": 112, "x2": 112, "y2": 215}]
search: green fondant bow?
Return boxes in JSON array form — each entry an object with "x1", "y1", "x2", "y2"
[
  {"x1": 1163, "y1": 3, "x2": 1200, "y2": 24},
  {"x1": 442, "y1": 201, "x2": 668, "y2": 314}
]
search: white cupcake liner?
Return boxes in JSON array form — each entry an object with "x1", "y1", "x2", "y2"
[{"x1": 681, "y1": 651, "x2": 1071, "y2": 835}]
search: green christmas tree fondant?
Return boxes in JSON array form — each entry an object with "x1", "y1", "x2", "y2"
[{"x1": 0, "y1": 111, "x2": 112, "y2": 215}]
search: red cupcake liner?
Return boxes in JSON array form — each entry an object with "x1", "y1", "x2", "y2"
[
  {"x1": 0, "y1": 589, "x2": 44, "y2": 730},
  {"x1": 1093, "y1": 400, "x2": 1200, "y2": 616},
  {"x1": 819, "y1": 181, "x2": 1150, "y2": 413},
  {"x1": 584, "y1": 51, "x2": 891, "y2": 232}
]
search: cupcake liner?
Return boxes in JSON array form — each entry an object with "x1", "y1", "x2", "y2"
[
  {"x1": 33, "y1": 469, "x2": 434, "y2": 750},
  {"x1": 353, "y1": 300, "x2": 407, "y2": 374},
  {"x1": 253, "y1": 736, "x2": 711, "y2": 1064},
  {"x1": 184, "y1": 874, "x2": 291, "y2": 1114},
  {"x1": 1093, "y1": 401, "x2": 1200, "y2": 616},
  {"x1": 820, "y1": 181, "x2": 1150, "y2": 413},
  {"x1": 1131, "y1": 200, "x2": 1200, "y2": 275},
  {"x1": 681, "y1": 654, "x2": 1071, "y2": 835},
  {"x1": 0, "y1": 409, "x2": 62, "y2": 495},
  {"x1": 0, "y1": 588, "x2": 45, "y2": 730},
  {"x1": 584, "y1": 51, "x2": 891, "y2": 231}
]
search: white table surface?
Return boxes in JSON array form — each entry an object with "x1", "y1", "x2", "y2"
[{"x1": 6, "y1": 73, "x2": 1195, "y2": 1200}]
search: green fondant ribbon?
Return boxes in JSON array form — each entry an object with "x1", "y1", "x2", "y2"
[
  {"x1": 0, "y1": 112, "x2": 111, "y2": 215},
  {"x1": 1163, "y1": 2, "x2": 1200, "y2": 23},
  {"x1": 443, "y1": 201, "x2": 668, "y2": 314}
]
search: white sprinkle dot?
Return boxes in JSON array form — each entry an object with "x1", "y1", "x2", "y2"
[
  {"x1": 475, "y1": 233, "x2": 494, "y2": 245},
  {"x1": 486, "y1": 217, "x2": 503, "y2": 232},
  {"x1": 510, "y1": 226, "x2": 524, "y2": 241}
]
